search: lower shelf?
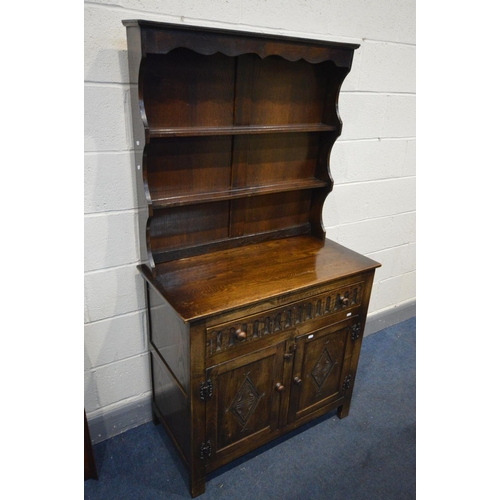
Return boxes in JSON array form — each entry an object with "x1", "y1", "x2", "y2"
[
  {"x1": 152, "y1": 224, "x2": 312, "y2": 264},
  {"x1": 151, "y1": 178, "x2": 328, "y2": 209},
  {"x1": 147, "y1": 123, "x2": 336, "y2": 138}
]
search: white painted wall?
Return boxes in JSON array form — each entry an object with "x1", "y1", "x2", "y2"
[{"x1": 84, "y1": 0, "x2": 416, "y2": 441}]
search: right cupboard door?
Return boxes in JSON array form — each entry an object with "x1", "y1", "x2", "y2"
[{"x1": 287, "y1": 318, "x2": 355, "y2": 425}]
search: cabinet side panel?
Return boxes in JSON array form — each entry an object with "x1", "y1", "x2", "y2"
[
  {"x1": 151, "y1": 350, "x2": 191, "y2": 463},
  {"x1": 148, "y1": 283, "x2": 190, "y2": 393},
  {"x1": 147, "y1": 283, "x2": 191, "y2": 462},
  {"x1": 146, "y1": 283, "x2": 191, "y2": 462},
  {"x1": 125, "y1": 26, "x2": 150, "y2": 266}
]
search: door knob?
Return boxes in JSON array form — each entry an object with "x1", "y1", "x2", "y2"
[
  {"x1": 293, "y1": 377, "x2": 302, "y2": 385},
  {"x1": 275, "y1": 383, "x2": 285, "y2": 392}
]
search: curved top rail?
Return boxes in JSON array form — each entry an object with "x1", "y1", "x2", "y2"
[{"x1": 123, "y1": 19, "x2": 359, "y2": 67}]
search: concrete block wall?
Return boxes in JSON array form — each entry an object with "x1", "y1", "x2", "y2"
[{"x1": 84, "y1": 0, "x2": 416, "y2": 442}]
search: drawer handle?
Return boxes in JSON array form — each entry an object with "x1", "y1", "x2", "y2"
[
  {"x1": 341, "y1": 296, "x2": 350, "y2": 306},
  {"x1": 275, "y1": 383, "x2": 285, "y2": 392},
  {"x1": 293, "y1": 377, "x2": 302, "y2": 385},
  {"x1": 236, "y1": 329, "x2": 247, "y2": 341}
]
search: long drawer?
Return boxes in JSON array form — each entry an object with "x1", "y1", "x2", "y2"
[{"x1": 205, "y1": 280, "x2": 364, "y2": 358}]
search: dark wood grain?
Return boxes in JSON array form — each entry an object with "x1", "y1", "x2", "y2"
[
  {"x1": 142, "y1": 236, "x2": 379, "y2": 323},
  {"x1": 151, "y1": 224, "x2": 312, "y2": 264},
  {"x1": 135, "y1": 36, "x2": 350, "y2": 267},
  {"x1": 147, "y1": 283, "x2": 190, "y2": 395},
  {"x1": 148, "y1": 201, "x2": 230, "y2": 254},
  {"x1": 148, "y1": 123, "x2": 335, "y2": 138},
  {"x1": 123, "y1": 19, "x2": 359, "y2": 66},
  {"x1": 151, "y1": 179, "x2": 327, "y2": 209},
  {"x1": 142, "y1": 50, "x2": 235, "y2": 130},
  {"x1": 188, "y1": 321, "x2": 207, "y2": 497},
  {"x1": 237, "y1": 55, "x2": 333, "y2": 126},
  {"x1": 205, "y1": 343, "x2": 284, "y2": 469},
  {"x1": 123, "y1": 20, "x2": 379, "y2": 499},
  {"x1": 338, "y1": 270, "x2": 376, "y2": 419},
  {"x1": 287, "y1": 320, "x2": 353, "y2": 424},
  {"x1": 229, "y1": 191, "x2": 312, "y2": 238},
  {"x1": 146, "y1": 136, "x2": 233, "y2": 206},
  {"x1": 151, "y1": 349, "x2": 191, "y2": 463},
  {"x1": 231, "y1": 133, "x2": 323, "y2": 188}
]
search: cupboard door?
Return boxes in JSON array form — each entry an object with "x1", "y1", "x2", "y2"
[
  {"x1": 205, "y1": 343, "x2": 285, "y2": 470},
  {"x1": 287, "y1": 319, "x2": 354, "y2": 425}
]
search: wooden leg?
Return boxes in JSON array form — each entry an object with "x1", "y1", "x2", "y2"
[
  {"x1": 337, "y1": 398, "x2": 351, "y2": 419},
  {"x1": 190, "y1": 474, "x2": 206, "y2": 498}
]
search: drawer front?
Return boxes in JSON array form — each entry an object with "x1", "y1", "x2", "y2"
[{"x1": 206, "y1": 281, "x2": 364, "y2": 358}]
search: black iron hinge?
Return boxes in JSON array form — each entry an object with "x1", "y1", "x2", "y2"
[
  {"x1": 351, "y1": 322, "x2": 362, "y2": 341},
  {"x1": 342, "y1": 374, "x2": 352, "y2": 392},
  {"x1": 200, "y1": 440, "x2": 212, "y2": 460},
  {"x1": 200, "y1": 379, "x2": 213, "y2": 401}
]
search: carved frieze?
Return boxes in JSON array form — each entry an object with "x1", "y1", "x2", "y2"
[{"x1": 207, "y1": 282, "x2": 364, "y2": 357}]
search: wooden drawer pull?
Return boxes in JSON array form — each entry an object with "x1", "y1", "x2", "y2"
[
  {"x1": 236, "y1": 329, "x2": 247, "y2": 340},
  {"x1": 275, "y1": 383, "x2": 285, "y2": 392}
]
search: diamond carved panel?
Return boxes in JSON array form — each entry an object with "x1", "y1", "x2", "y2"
[
  {"x1": 310, "y1": 347, "x2": 334, "y2": 390},
  {"x1": 229, "y1": 374, "x2": 263, "y2": 429}
]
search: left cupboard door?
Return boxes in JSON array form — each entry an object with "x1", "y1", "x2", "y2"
[{"x1": 204, "y1": 343, "x2": 286, "y2": 472}]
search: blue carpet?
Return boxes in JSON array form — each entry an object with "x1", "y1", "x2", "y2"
[{"x1": 85, "y1": 317, "x2": 416, "y2": 499}]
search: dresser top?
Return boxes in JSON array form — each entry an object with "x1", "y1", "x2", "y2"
[
  {"x1": 139, "y1": 236, "x2": 380, "y2": 323},
  {"x1": 122, "y1": 19, "x2": 360, "y2": 50}
]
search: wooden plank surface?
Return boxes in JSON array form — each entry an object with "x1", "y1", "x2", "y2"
[{"x1": 140, "y1": 236, "x2": 380, "y2": 322}]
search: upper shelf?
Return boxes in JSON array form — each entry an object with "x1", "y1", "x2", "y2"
[{"x1": 147, "y1": 123, "x2": 336, "y2": 139}]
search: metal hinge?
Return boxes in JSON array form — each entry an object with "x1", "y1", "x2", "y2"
[
  {"x1": 351, "y1": 322, "x2": 362, "y2": 341},
  {"x1": 200, "y1": 440, "x2": 212, "y2": 460},
  {"x1": 200, "y1": 379, "x2": 213, "y2": 401},
  {"x1": 342, "y1": 374, "x2": 352, "y2": 392}
]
